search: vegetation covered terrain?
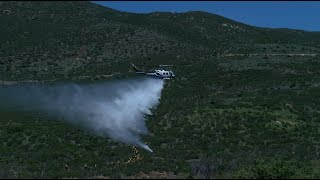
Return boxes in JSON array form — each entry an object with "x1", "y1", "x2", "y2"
[{"x1": 1, "y1": 1, "x2": 320, "y2": 178}]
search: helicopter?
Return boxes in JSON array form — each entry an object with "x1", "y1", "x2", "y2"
[{"x1": 131, "y1": 63, "x2": 175, "y2": 80}]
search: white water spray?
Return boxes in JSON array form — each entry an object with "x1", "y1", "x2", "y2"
[{"x1": 0, "y1": 77, "x2": 164, "y2": 152}]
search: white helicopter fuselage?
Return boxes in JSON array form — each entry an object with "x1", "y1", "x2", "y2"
[
  {"x1": 146, "y1": 70, "x2": 175, "y2": 79},
  {"x1": 132, "y1": 64, "x2": 175, "y2": 80}
]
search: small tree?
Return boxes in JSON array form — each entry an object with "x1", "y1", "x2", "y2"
[{"x1": 191, "y1": 157, "x2": 224, "y2": 179}]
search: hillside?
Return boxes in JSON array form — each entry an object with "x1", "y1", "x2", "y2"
[
  {"x1": 1, "y1": 1, "x2": 320, "y2": 81},
  {"x1": 1, "y1": 1, "x2": 320, "y2": 179}
]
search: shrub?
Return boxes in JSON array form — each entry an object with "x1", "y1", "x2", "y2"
[{"x1": 232, "y1": 157, "x2": 297, "y2": 179}]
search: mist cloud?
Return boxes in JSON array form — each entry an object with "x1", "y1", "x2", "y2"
[{"x1": 0, "y1": 77, "x2": 164, "y2": 152}]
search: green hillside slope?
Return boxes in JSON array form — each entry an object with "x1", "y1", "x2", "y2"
[{"x1": 1, "y1": 1, "x2": 320, "y2": 179}]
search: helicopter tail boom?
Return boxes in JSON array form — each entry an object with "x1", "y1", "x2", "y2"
[{"x1": 132, "y1": 64, "x2": 146, "y2": 74}]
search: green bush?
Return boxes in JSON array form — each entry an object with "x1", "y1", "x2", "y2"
[{"x1": 232, "y1": 157, "x2": 297, "y2": 179}]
